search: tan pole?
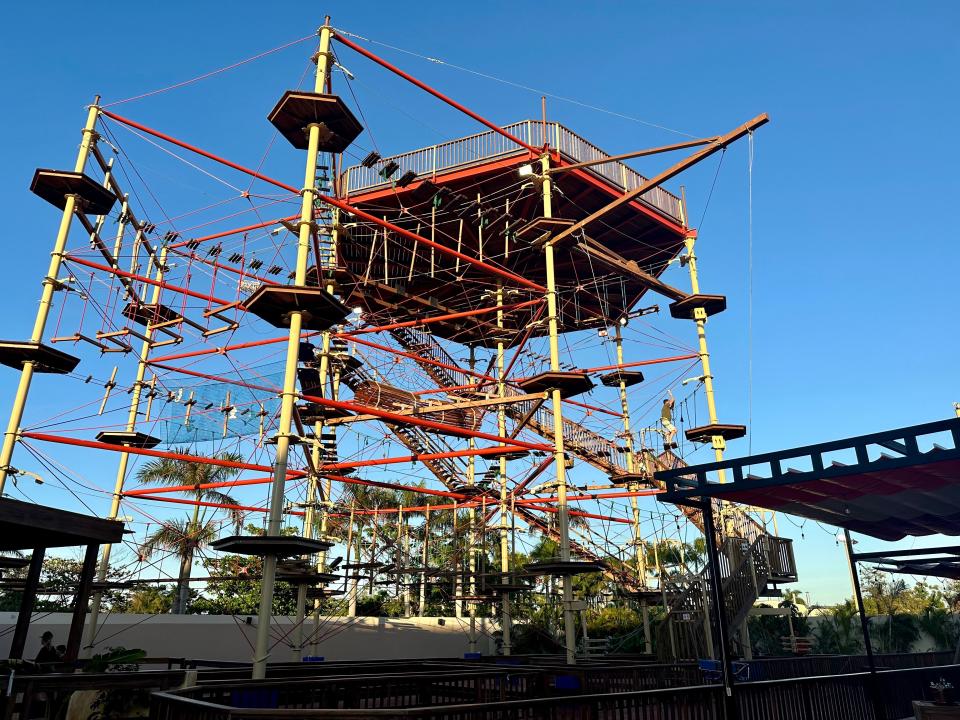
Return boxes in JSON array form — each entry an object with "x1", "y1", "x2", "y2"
[
  {"x1": 251, "y1": 19, "x2": 333, "y2": 680},
  {"x1": 85, "y1": 245, "x2": 169, "y2": 653},
  {"x1": 683, "y1": 231, "x2": 725, "y2": 477},
  {"x1": 496, "y1": 283, "x2": 511, "y2": 655},
  {"x1": 467, "y1": 346, "x2": 477, "y2": 654},
  {"x1": 0, "y1": 99, "x2": 101, "y2": 493},
  {"x1": 540, "y1": 153, "x2": 577, "y2": 665}
]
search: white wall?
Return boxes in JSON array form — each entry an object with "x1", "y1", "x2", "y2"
[{"x1": 0, "y1": 613, "x2": 497, "y2": 663}]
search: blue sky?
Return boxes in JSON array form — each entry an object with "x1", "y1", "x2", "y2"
[{"x1": 1, "y1": 2, "x2": 958, "y2": 605}]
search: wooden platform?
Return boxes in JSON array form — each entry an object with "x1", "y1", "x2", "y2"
[
  {"x1": 669, "y1": 293, "x2": 727, "y2": 320},
  {"x1": 95, "y1": 431, "x2": 161, "y2": 449},
  {"x1": 244, "y1": 285, "x2": 350, "y2": 331},
  {"x1": 268, "y1": 91, "x2": 363, "y2": 153},
  {"x1": 0, "y1": 341, "x2": 79, "y2": 374},
  {"x1": 517, "y1": 371, "x2": 594, "y2": 399},
  {"x1": 210, "y1": 535, "x2": 334, "y2": 557},
  {"x1": 30, "y1": 169, "x2": 116, "y2": 216},
  {"x1": 684, "y1": 423, "x2": 747, "y2": 443}
]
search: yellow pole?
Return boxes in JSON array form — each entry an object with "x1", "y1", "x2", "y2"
[
  {"x1": 0, "y1": 99, "x2": 100, "y2": 493},
  {"x1": 683, "y1": 231, "x2": 726, "y2": 481},
  {"x1": 467, "y1": 346, "x2": 477, "y2": 654},
  {"x1": 540, "y1": 154, "x2": 577, "y2": 665},
  {"x1": 252, "y1": 20, "x2": 332, "y2": 680},
  {"x1": 496, "y1": 284, "x2": 511, "y2": 655},
  {"x1": 614, "y1": 325, "x2": 636, "y2": 475},
  {"x1": 85, "y1": 245, "x2": 169, "y2": 654}
]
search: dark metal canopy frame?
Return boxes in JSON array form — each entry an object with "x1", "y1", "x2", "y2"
[
  {"x1": 654, "y1": 417, "x2": 960, "y2": 720},
  {"x1": 0, "y1": 498, "x2": 125, "y2": 663}
]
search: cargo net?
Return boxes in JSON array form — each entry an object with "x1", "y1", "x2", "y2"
[{"x1": 157, "y1": 361, "x2": 283, "y2": 444}]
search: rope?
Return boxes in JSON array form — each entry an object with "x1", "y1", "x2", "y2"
[{"x1": 102, "y1": 34, "x2": 318, "y2": 108}]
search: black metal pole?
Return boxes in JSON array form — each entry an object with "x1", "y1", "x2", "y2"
[
  {"x1": 701, "y1": 500, "x2": 738, "y2": 720},
  {"x1": 65, "y1": 543, "x2": 99, "y2": 663},
  {"x1": 9, "y1": 547, "x2": 44, "y2": 659},
  {"x1": 844, "y1": 528, "x2": 882, "y2": 719},
  {"x1": 844, "y1": 530, "x2": 875, "y2": 670}
]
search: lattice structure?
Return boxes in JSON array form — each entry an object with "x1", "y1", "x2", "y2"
[{"x1": 0, "y1": 18, "x2": 786, "y2": 672}]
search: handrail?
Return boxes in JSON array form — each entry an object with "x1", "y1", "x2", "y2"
[{"x1": 340, "y1": 121, "x2": 683, "y2": 221}]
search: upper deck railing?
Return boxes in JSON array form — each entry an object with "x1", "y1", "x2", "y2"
[{"x1": 340, "y1": 121, "x2": 683, "y2": 222}]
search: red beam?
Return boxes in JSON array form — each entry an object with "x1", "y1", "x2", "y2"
[
  {"x1": 101, "y1": 109, "x2": 299, "y2": 195},
  {"x1": 317, "y1": 444, "x2": 541, "y2": 472},
  {"x1": 21, "y1": 433, "x2": 304, "y2": 476},
  {"x1": 66, "y1": 255, "x2": 233, "y2": 306},
  {"x1": 345, "y1": 335, "x2": 496, "y2": 384},
  {"x1": 333, "y1": 33, "x2": 539, "y2": 155},
  {"x1": 584, "y1": 353, "x2": 699, "y2": 373},
  {"x1": 170, "y1": 214, "x2": 300, "y2": 250},
  {"x1": 101, "y1": 110, "x2": 545, "y2": 294},
  {"x1": 346, "y1": 299, "x2": 543, "y2": 336}
]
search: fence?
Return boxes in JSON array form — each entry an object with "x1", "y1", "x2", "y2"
[{"x1": 148, "y1": 663, "x2": 960, "y2": 719}]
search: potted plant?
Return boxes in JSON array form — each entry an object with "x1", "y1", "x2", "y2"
[{"x1": 930, "y1": 678, "x2": 955, "y2": 706}]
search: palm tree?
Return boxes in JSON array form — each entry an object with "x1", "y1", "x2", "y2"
[{"x1": 137, "y1": 450, "x2": 244, "y2": 614}]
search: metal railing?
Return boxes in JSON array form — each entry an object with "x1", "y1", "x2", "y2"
[
  {"x1": 341, "y1": 121, "x2": 683, "y2": 221},
  {"x1": 147, "y1": 664, "x2": 960, "y2": 720}
]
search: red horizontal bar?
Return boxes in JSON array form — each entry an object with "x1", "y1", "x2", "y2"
[
  {"x1": 345, "y1": 298, "x2": 543, "y2": 336},
  {"x1": 584, "y1": 353, "x2": 699, "y2": 373},
  {"x1": 66, "y1": 255, "x2": 234, "y2": 306},
  {"x1": 21, "y1": 433, "x2": 304, "y2": 476},
  {"x1": 333, "y1": 32, "x2": 540, "y2": 155}
]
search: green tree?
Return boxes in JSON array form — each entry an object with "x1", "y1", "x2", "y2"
[
  {"x1": 127, "y1": 586, "x2": 176, "y2": 614},
  {"x1": 188, "y1": 524, "x2": 300, "y2": 616},
  {"x1": 813, "y1": 600, "x2": 864, "y2": 654},
  {"x1": 136, "y1": 450, "x2": 244, "y2": 614}
]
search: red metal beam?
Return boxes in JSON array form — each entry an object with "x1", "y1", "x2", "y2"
[
  {"x1": 101, "y1": 110, "x2": 546, "y2": 294},
  {"x1": 170, "y1": 214, "x2": 300, "y2": 250},
  {"x1": 333, "y1": 33, "x2": 540, "y2": 155},
  {"x1": 66, "y1": 255, "x2": 234, "y2": 306},
  {"x1": 584, "y1": 353, "x2": 699, "y2": 373},
  {"x1": 346, "y1": 298, "x2": 543, "y2": 336},
  {"x1": 21, "y1": 433, "x2": 304, "y2": 476}
]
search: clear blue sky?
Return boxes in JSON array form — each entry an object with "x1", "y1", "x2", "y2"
[{"x1": 1, "y1": 2, "x2": 958, "y2": 605}]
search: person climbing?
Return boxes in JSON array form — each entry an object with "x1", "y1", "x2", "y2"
[{"x1": 661, "y1": 391, "x2": 677, "y2": 449}]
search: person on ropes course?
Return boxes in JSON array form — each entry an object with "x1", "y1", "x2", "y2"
[{"x1": 661, "y1": 391, "x2": 677, "y2": 449}]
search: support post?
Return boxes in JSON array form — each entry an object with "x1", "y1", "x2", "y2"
[
  {"x1": 683, "y1": 231, "x2": 726, "y2": 478},
  {"x1": 86, "y1": 246, "x2": 169, "y2": 655},
  {"x1": 10, "y1": 548, "x2": 45, "y2": 660},
  {"x1": 0, "y1": 99, "x2": 100, "y2": 494},
  {"x1": 467, "y1": 346, "x2": 478, "y2": 655},
  {"x1": 66, "y1": 544, "x2": 99, "y2": 663},
  {"x1": 845, "y1": 528, "x2": 883, "y2": 718},
  {"x1": 496, "y1": 283, "x2": 511, "y2": 655},
  {"x1": 540, "y1": 153, "x2": 578, "y2": 665},
  {"x1": 701, "y1": 502, "x2": 737, "y2": 720},
  {"x1": 252, "y1": 19, "x2": 333, "y2": 680}
]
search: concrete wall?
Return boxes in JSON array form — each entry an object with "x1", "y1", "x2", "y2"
[{"x1": 0, "y1": 613, "x2": 497, "y2": 663}]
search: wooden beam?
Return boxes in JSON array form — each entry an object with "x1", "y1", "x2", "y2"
[
  {"x1": 547, "y1": 137, "x2": 722, "y2": 174},
  {"x1": 510, "y1": 397, "x2": 546, "y2": 439},
  {"x1": 548, "y1": 114, "x2": 770, "y2": 246},
  {"x1": 576, "y1": 237, "x2": 687, "y2": 302}
]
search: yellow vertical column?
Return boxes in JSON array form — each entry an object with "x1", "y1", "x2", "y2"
[
  {"x1": 85, "y1": 245, "x2": 169, "y2": 653},
  {"x1": 0, "y1": 100, "x2": 101, "y2": 493},
  {"x1": 684, "y1": 231, "x2": 725, "y2": 474},
  {"x1": 496, "y1": 284, "x2": 511, "y2": 655},
  {"x1": 540, "y1": 154, "x2": 577, "y2": 665},
  {"x1": 252, "y1": 20, "x2": 333, "y2": 680},
  {"x1": 467, "y1": 346, "x2": 478, "y2": 654}
]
